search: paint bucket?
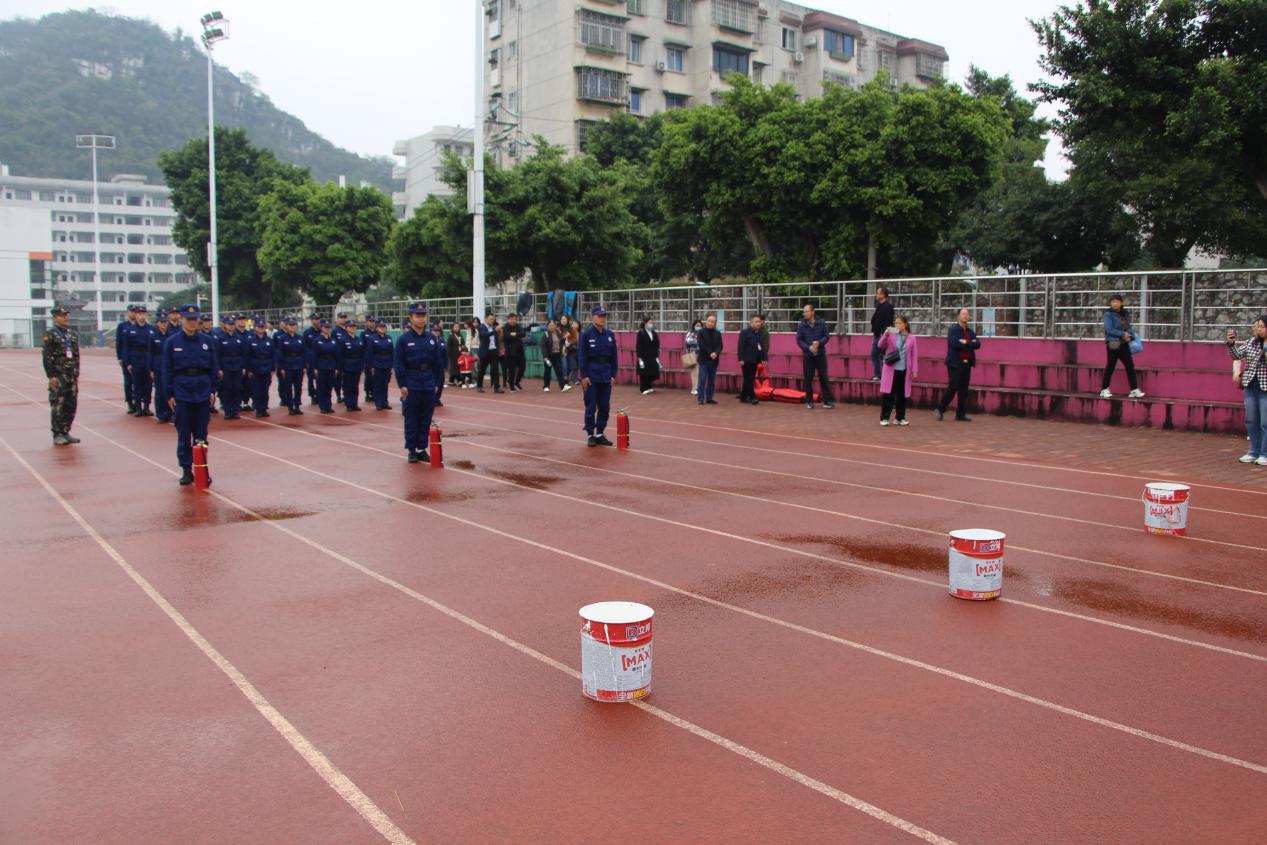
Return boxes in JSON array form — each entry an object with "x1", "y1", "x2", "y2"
[
  {"x1": 579, "y1": 601, "x2": 653, "y2": 703},
  {"x1": 948, "y1": 529, "x2": 1005, "y2": 601},
  {"x1": 1143, "y1": 482, "x2": 1190, "y2": 536}
]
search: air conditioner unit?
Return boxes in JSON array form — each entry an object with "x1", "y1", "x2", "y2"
[
  {"x1": 655, "y1": 60, "x2": 667, "y2": 72},
  {"x1": 757, "y1": 4, "x2": 769, "y2": 16},
  {"x1": 793, "y1": 51, "x2": 804, "y2": 63},
  {"x1": 804, "y1": 36, "x2": 817, "y2": 48}
]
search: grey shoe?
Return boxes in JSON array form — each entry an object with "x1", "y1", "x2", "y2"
[{"x1": 52, "y1": 434, "x2": 70, "y2": 446}]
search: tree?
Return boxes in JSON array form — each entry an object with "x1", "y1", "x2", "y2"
[
  {"x1": 386, "y1": 193, "x2": 472, "y2": 299},
  {"x1": 158, "y1": 127, "x2": 308, "y2": 308},
  {"x1": 1033, "y1": 0, "x2": 1267, "y2": 266},
  {"x1": 257, "y1": 180, "x2": 396, "y2": 304}
]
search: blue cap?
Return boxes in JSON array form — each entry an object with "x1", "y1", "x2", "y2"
[
  {"x1": 134, "y1": 305, "x2": 147, "y2": 313},
  {"x1": 156, "y1": 309, "x2": 168, "y2": 318},
  {"x1": 409, "y1": 302, "x2": 428, "y2": 315},
  {"x1": 200, "y1": 313, "x2": 213, "y2": 321},
  {"x1": 221, "y1": 315, "x2": 234, "y2": 324},
  {"x1": 365, "y1": 315, "x2": 377, "y2": 323},
  {"x1": 308, "y1": 313, "x2": 320, "y2": 320},
  {"x1": 178, "y1": 304, "x2": 201, "y2": 319},
  {"x1": 283, "y1": 316, "x2": 297, "y2": 325},
  {"x1": 336, "y1": 312, "x2": 348, "y2": 319},
  {"x1": 253, "y1": 315, "x2": 265, "y2": 324},
  {"x1": 319, "y1": 319, "x2": 331, "y2": 328},
  {"x1": 126, "y1": 305, "x2": 138, "y2": 312},
  {"x1": 591, "y1": 305, "x2": 608, "y2": 317}
]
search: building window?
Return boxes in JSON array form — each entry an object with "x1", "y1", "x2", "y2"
[
  {"x1": 507, "y1": 40, "x2": 517, "y2": 60},
  {"x1": 824, "y1": 30, "x2": 855, "y2": 60},
  {"x1": 781, "y1": 27, "x2": 796, "y2": 50},
  {"x1": 666, "y1": 45, "x2": 685, "y2": 72},
  {"x1": 712, "y1": 46, "x2": 749, "y2": 77},
  {"x1": 628, "y1": 35, "x2": 644, "y2": 63},
  {"x1": 576, "y1": 119, "x2": 597, "y2": 152},
  {"x1": 752, "y1": 62, "x2": 764, "y2": 84},
  {"x1": 878, "y1": 50, "x2": 896, "y2": 73},
  {"x1": 576, "y1": 66, "x2": 628, "y2": 104},
  {"x1": 781, "y1": 69, "x2": 800, "y2": 86},
  {"x1": 915, "y1": 53, "x2": 943, "y2": 79},
  {"x1": 665, "y1": 0, "x2": 687, "y2": 25},
  {"x1": 823, "y1": 70, "x2": 855, "y2": 88},
  {"x1": 665, "y1": 92, "x2": 688, "y2": 109},
  {"x1": 712, "y1": 0, "x2": 756, "y2": 33},
  {"x1": 630, "y1": 89, "x2": 643, "y2": 113},
  {"x1": 578, "y1": 9, "x2": 626, "y2": 54},
  {"x1": 628, "y1": 0, "x2": 645, "y2": 14},
  {"x1": 508, "y1": 89, "x2": 519, "y2": 113}
]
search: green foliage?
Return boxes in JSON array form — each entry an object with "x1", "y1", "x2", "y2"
[
  {"x1": 156, "y1": 283, "x2": 211, "y2": 314},
  {"x1": 158, "y1": 127, "x2": 308, "y2": 308},
  {"x1": 257, "y1": 180, "x2": 396, "y2": 304},
  {"x1": 1033, "y1": 0, "x2": 1267, "y2": 266},
  {"x1": 386, "y1": 192, "x2": 472, "y2": 300},
  {"x1": 0, "y1": 10, "x2": 392, "y2": 188}
]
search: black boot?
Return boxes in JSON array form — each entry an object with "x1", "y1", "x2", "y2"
[
  {"x1": 408, "y1": 449, "x2": 421, "y2": 464},
  {"x1": 179, "y1": 468, "x2": 194, "y2": 485}
]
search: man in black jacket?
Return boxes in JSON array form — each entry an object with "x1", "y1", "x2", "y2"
[
  {"x1": 870, "y1": 287, "x2": 895, "y2": 381},
  {"x1": 696, "y1": 314, "x2": 723, "y2": 405},
  {"x1": 737, "y1": 315, "x2": 767, "y2": 404},
  {"x1": 502, "y1": 313, "x2": 527, "y2": 391},
  {"x1": 936, "y1": 308, "x2": 981, "y2": 421}
]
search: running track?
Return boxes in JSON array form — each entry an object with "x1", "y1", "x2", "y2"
[{"x1": 2, "y1": 349, "x2": 1265, "y2": 844}]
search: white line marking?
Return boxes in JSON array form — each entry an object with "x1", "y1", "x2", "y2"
[{"x1": 0, "y1": 434, "x2": 416, "y2": 845}]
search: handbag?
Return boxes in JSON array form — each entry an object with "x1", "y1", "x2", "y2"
[
  {"x1": 1107, "y1": 339, "x2": 1122, "y2": 351},
  {"x1": 681, "y1": 351, "x2": 698, "y2": 368},
  {"x1": 1128, "y1": 338, "x2": 1144, "y2": 355},
  {"x1": 884, "y1": 350, "x2": 900, "y2": 365}
]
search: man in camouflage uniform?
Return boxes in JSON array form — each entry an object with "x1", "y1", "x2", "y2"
[{"x1": 42, "y1": 305, "x2": 80, "y2": 446}]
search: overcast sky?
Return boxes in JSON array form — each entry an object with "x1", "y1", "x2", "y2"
[{"x1": 6, "y1": 0, "x2": 1069, "y2": 174}]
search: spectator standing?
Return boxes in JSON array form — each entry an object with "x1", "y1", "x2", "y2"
[
  {"x1": 541, "y1": 320, "x2": 568, "y2": 391},
  {"x1": 1227, "y1": 317, "x2": 1267, "y2": 466},
  {"x1": 683, "y1": 320, "x2": 702, "y2": 395},
  {"x1": 796, "y1": 304, "x2": 835, "y2": 410},
  {"x1": 870, "y1": 287, "x2": 895, "y2": 381},
  {"x1": 476, "y1": 313, "x2": 504, "y2": 394},
  {"x1": 935, "y1": 308, "x2": 980, "y2": 422},
  {"x1": 878, "y1": 316, "x2": 918, "y2": 426},
  {"x1": 696, "y1": 314, "x2": 723, "y2": 405},
  {"x1": 636, "y1": 318, "x2": 661, "y2": 394},
  {"x1": 502, "y1": 313, "x2": 527, "y2": 391},
  {"x1": 446, "y1": 321, "x2": 462, "y2": 385},
  {"x1": 563, "y1": 317, "x2": 581, "y2": 385},
  {"x1": 737, "y1": 315, "x2": 767, "y2": 405},
  {"x1": 1100, "y1": 294, "x2": 1146, "y2": 399}
]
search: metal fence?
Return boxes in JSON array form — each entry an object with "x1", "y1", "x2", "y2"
[{"x1": 254, "y1": 269, "x2": 1265, "y2": 342}]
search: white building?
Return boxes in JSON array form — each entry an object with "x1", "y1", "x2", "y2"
[
  {"x1": 0, "y1": 166, "x2": 199, "y2": 338},
  {"x1": 0, "y1": 204, "x2": 55, "y2": 347},
  {"x1": 482, "y1": 0, "x2": 949, "y2": 160},
  {"x1": 392, "y1": 126, "x2": 475, "y2": 219}
]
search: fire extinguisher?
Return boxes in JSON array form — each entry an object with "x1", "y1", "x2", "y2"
[
  {"x1": 192, "y1": 440, "x2": 211, "y2": 489},
  {"x1": 616, "y1": 410, "x2": 630, "y2": 450},
  {"x1": 429, "y1": 424, "x2": 443, "y2": 468}
]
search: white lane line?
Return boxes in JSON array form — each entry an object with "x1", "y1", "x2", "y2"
[
  {"x1": 184, "y1": 417, "x2": 1267, "y2": 775},
  {"x1": 446, "y1": 391, "x2": 1267, "y2": 498},
  {"x1": 437, "y1": 399, "x2": 1267, "y2": 522},
  {"x1": 0, "y1": 434, "x2": 416, "y2": 845},
  {"x1": 12, "y1": 415, "x2": 954, "y2": 845}
]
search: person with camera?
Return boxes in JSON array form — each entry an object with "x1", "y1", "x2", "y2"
[{"x1": 1227, "y1": 316, "x2": 1267, "y2": 466}]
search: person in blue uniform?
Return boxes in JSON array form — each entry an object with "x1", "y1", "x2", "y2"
[
  {"x1": 302, "y1": 313, "x2": 322, "y2": 405},
  {"x1": 235, "y1": 314, "x2": 255, "y2": 411},
  {"x1": 332, "y1": 312, "x2": 352, "y2": 404},
  {"x1": 274, "y1": 317, "x2": 307, "y2": 415},
  {"x1": 162, "y1": 304, "x2": 219, "y2": 486},
  {"x1": 578, "y1": 304, "x2": 617, "y2": 447},
  {"x1": 361, "y1": 316, "x2": 378, "y2": 405},
  {"x1": 365, "y1": 319, "x2": 395, "y2": 410},
  {"x1": 115, "y1": 305, "x2": 137, "y2": 413},
  {"x1": 214, "y1": 315, "x2": 247, "y2": 419},
  {"x1": 339, "y1": 319, "x2": 366, "y2": 412},
  {"x1": 245, "y1": 317, "x2": 275, "y2": 417},
  {"x1": 166, "y1": 308, "x2": 181, "y2": 337},
  {"x1": 393, "y1": 302, "x2": 446, "y2": 463},
  {"x1": 309, "y1": 320, "x2": 341, "y2": 414},
  {"x1": 147, "y1": 310, "x2": 174, "y2": 424},
  {"x1": 121, "y1": 306, "x2": 157, "y2": 416}
]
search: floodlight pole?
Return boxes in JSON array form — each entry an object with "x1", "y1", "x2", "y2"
[
  {"x1": 201, "y1": 12, "x2": 228, "y2": 326},
  {"x1": 472, "y1": 0, "x2": 487, "y2": 318}
]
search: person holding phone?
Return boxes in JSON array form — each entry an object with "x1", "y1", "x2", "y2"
[
  {"x1": 1227, "y1": 316, "x2": 1267, "y2": 466},
  {"x1": 878, "y1": 316, "x2": 918, "y2": 426}
]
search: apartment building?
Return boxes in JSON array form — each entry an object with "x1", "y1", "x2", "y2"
[
  {"x1": 392, "y1": 126, "x2": 476, "y2": 219},
  {"x1": 0, "y1": 166, "x2": 199, "y2": 333},
  {"x1": 483, "y1": 0, "x2": 950, "y2": 159}
]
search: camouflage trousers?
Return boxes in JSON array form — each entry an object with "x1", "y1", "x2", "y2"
[{"x1": 49, "y1": 375, "x2": 78, "y2": 436}]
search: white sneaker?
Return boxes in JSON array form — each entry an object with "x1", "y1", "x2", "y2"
[
  {"x1": 1239, "y1": 453, "x2": 1255, "y2": 463},
  {"x1": 1099, "y1": 389, "x2": 1112, "y2": 399},
  {"x1": 689, "y1": 389, "x2": 696, "y2": 395},
  {"x1": 898, "y1": 420, "x2": 909, "y2": 426},
  {"x1": 880, "y1": 420, "x2": 890, "y2": 426},
  {"x1": 562, "y1": 384, "x2": 573, "y2": 392},
  {"x1": 1257, "y1": 457, "x2": 1267, "y2": 467},
  {"x1": 1129, "y1": 389, "x2": 1146, "y2": 399},
  {"x1": 641, "y1": 389, "x2": 653, "y2": 395},
  {"x1": 543, "y1": 387, "x2": 550, "y2": 392}
]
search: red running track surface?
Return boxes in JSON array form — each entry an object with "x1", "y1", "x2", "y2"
[{"x1": 2, "y1": 350, "x2": 1265, "y2": 844}]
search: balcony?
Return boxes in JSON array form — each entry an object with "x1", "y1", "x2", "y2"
[{"x1": 576, "y1": 66, "x2": 629, "y2": 106}]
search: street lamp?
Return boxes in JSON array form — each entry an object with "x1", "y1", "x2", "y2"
[
  {"x1": 472, "y1": 0, "x2": 487, "y2": 318},
  {"x1": 75, "y1": 132, "x2": 115, "y2": 336},
  {"x1": 201, "y1": 11, "x2": 229, "y2": 326}
]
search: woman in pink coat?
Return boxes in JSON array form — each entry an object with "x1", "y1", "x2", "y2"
[{"x1": 878, "y1": 316, "x2": 918, "y2": 426}]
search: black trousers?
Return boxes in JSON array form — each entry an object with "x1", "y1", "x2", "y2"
[
  {"x1": 639, "y1": 367, "x2": 659, "y2": 392},
  {"x1": 881, "y1": 370, "x2": 907, "y2": 421},
  {"x1": 1101, "y1": 344, "x2": 1139, "y2": 391},
  {"x1": 739, "y1": 362, "x2": 758, "y2": 401},
  {"x1": 938, "y1": 364, "x2": 972, "y2": 417},
  {"x1": 477, "y1": 353, "x2": 501, "y2": 389},
  {"x1": 543, "y1": 354, "x2": 565, "y2": 388},
  {"x1": 802, "y1": 353, "x2": 833, "y2": 403},
  {"x1": 504, "y1": 350, "x2": 525, "y2": 387}
]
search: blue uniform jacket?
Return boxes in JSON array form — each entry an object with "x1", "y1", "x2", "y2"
[
  {"x1": 944, "y1": 323, "x2": 981, "y2": 367},
  {"x1": 245, "y1": 333, "x2": 275, "y2": 373},
  {"x1": 393, "y1": 327, "x2": 445, "y2": 389},
  {"x1": 365, "y1": 333, "x2": 394, "y2": 369},
  {"x1": 309, "y1": 335, "x2": 341, "y2": 371},
  {"x1": 146, "y1": 326, "x2": 172, "y2": 372},
  {"x1": 162, "y1": 330, "x2": 219, "y2": 402},
  {"x1": 275, "y1": 333, "x2": 307, "y2": 370},
  {"x1": 302, "y1": 326, "x2": 321, "y2": 358},
  {"x1": 114, "y1": 320, "x2": 130, "y2": 362},
  {"x1": 121, "y1": 322, "x2": 157, "y2": 367},
  {"x1": 796, "y1": 317, "x2": 830, "y2": 357},
  {"x1": 577, "y1": 325, "x2": 618, "y2": 383},
  {"x1": 216, "y1": 330, "x2": 246, "y2": 370},
  {"x1": 340, "y1": 333, "x2": 366, "y2": 373}
]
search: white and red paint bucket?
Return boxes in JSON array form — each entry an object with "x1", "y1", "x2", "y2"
[
  {"x1": 948, "y1": 529, "x2": 1005, "y2": 601},
  {"x1": 1143, "y1": 482, "x2": 1190, "y2": 536},
  {"x1": 579, "y1": 601, "x2": 653, "y2": 703}
]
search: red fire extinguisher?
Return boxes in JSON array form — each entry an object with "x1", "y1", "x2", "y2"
[
  {"x1": 192, "y1": 441, "x2": 211, "y2": 489},
  {"x1": 616, "y1": 410, "x2": 630, "y2": 450},
  {"x1": 429, "y1": 424, "x2": 443, "y2": 468}
]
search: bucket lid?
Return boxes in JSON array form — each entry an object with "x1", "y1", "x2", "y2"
[
  {"x1": 579, "y1": 601, "x2": 655, "y2": 624},
  {"x1": 1145, "y1": 482, "x2": 1190, "y2": 493},
  {"x1": 948, "y1": 529, "x2": 1006, "y2": 542}
]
